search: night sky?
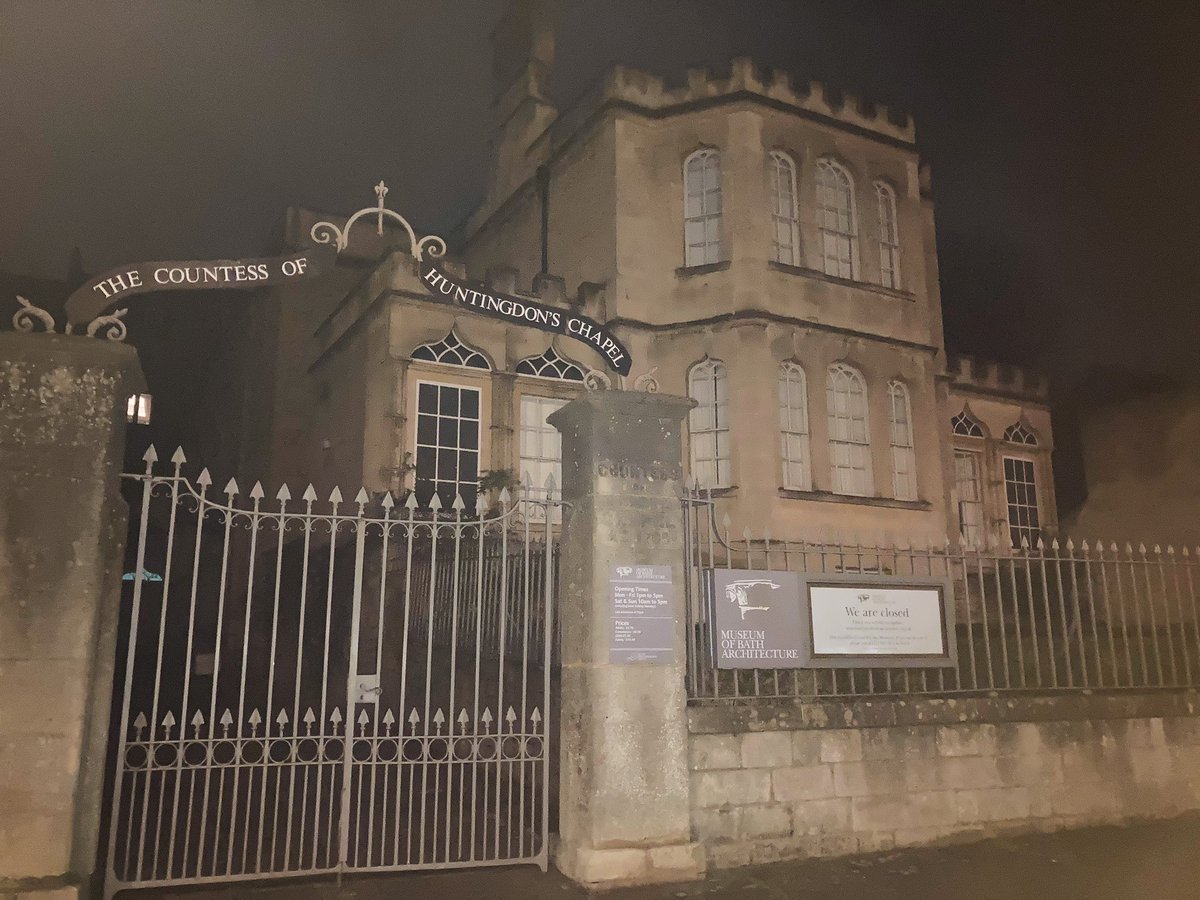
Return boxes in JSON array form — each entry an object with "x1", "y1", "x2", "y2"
[{"x1": 4, "y1": 1, "x2": 1198, "y2": 389}]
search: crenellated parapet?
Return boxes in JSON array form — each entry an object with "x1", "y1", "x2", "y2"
[
  {"x1": 947, "y1": 353, "x2": 1049, "y2": 402},
  {"x1": 594, "y1": 57, "x2": 914, "y2": 144}
]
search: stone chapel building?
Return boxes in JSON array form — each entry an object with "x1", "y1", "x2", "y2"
[{"x1": 247, "y1": 5, "x2": 1054, "y2": 552}]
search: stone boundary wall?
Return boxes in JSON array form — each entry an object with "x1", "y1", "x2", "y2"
[{"x1": 687, "y1": 694, "x2": 1200, "y2": 868}]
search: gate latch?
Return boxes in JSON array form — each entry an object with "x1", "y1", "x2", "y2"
[{"x1": 355, "y1": 673, "x2": 382, "y2": 704}]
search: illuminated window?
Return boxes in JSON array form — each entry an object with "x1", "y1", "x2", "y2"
[
  {"x1": 815, "y1": 159, "x2": 857, "y2": 279},
  {"x1": 684, "y1": 149, "x2": 724, "y2": 267},
  {"x1": 826, "y1": 363, "x2": 872, "y2": 495},
  {"x1": 954, "y1": 450, "x2": 985, "y2": 548},
  {"x1": 515, "y1": 346, "x2": 584, "y2": 381},
  {"x1": 414, "y1": 382, "x2": 480, "y2": 509},
  {"x1": 1003, "y1": 422, "x2": 1038, "y2": 445},
  {"x1": 875, "y1": 182, "x2": 900, "y2": 289},
  {"x1": 887, "y1": 380, "x2": 916, "y2": 500},
  {"x1": 768, "y1": 151, "x2": 800, "y2": 266},
  {"x1": 411, "y1": 329, "x2": 490, "y2": 369},
  {"x1": 951, "y1": 409, "x2": 985, "y2": 438},
  {"x1": 126, "y1": 393, "x2": 152, "y2": 425},
  {"x1": 519, "y1": 395, "x2": 567, "y2": 521},
  {"x1": 688, "y1": 359, "x2": 731, "y2": 488},
  {"x1": 777, "y1": 362, "x2": 811, "y2": 490},
  {"x1": 1004, "y1": 456, "x2": 1040, "y2": 548}
]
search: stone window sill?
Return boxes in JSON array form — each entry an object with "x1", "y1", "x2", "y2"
[
  {"x1": 676, "y1": 260, "x2": 732, "y2": 278},
  {"x1": 767, "y1": 260, "x2": 915, "y2": 301},
  {"x1": 777, "y1": 488, "x2": 930, "y2": 511},
  {"x1": 693, "y1": 484, "x2": 738, "y2": 499}
]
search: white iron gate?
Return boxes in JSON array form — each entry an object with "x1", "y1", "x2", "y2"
[{"x1": 105, "y1": 447, "x2": 559, "y2": 897}]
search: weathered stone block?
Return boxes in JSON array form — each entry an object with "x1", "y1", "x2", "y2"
[
  {"x1": 1045, "y1": 782, "x2": 1121, "y2": 819},
  {"x1": 791, "y1": 730, "x2": 822, "y2": 766},
  {"x1": 739, "y1": 803, "x2": 792, "y2": 838},
  {"x1": 693, "y1": 806, "x2": 740, "y2": 843},
  {"x1": 936, "y1": 723, "x2": 998, "y2": 757},
  {"x1": 994, "y1": 722, "x2": 1044, "y2": 756},
  {"x1": 691, "y1": 769, "x2": 772, "y2": 808},
  {"x1": 563, "y1": 846, "x2": 648, "y2": 884},
  {"x1": 790, "y1": 798, "x2": 853, "y2": 835},
  {"x1": 860, "y1": 725, "x2": 936, "y2": 761},
  {"x1": 741, "y1": 731, "x2": 792, "y2": 769},
  {"x1": 772, "y1": 764, "x2": 834, "y2": 802},
  {"x1": 646, "y1": 841, "x2": 706, "y2": 880},
  {"x1": 1128, "y1": 746, "x2": 1173, "y2": 784},
  {"x1": 1059, "y1": 747, "x2": 1110, "y2": 784},
  {"x1": 833, "y1": 760, "x2": 906, "y2": 797},
  {"x1": 995, "y1": 751, "x2": 1063, "y2": 787},
  {"x1": 856, "y1": 831, "x2": 896, "y2": 854},
  {"x1": 1163, "y1": 715, "x2": 1200, "y2": 746},
  {"x1": 937, "y1": 755, "x2": 1003, "y2": 790},
  {"x1": 954, "y1": 787, "x2": 1032, "y2": 823},
  {"x1": 689, "y1": 734, "x2": 740, "y2": 771},
  {"x1": 849, "y1": 794, "x2": 909, "y2": 831},
  {"x1": 819, "y1": 730, "x2": 863, "y2": 763}
]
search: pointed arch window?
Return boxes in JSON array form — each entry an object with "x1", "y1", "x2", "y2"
[
  {"x1": 411, "y1": 329, "x2": 491, "y2": 369},
  {"x1": 875, "y1": 181, "x2": 901, "y2": 289},
  {"x1": 826, "y1": 363, "x2": 872, "y2": 496},
  {"x1": 815, "y1": 159, "x2": 857, "y2": 280},
  {"x1": 887, "y1": 380, "x2": 917, "y2": 500},
  {"x1": 515, "y1": 346, "x2": 585, "y2": 381},
  {"x1": 951, "y1": 410, "x2": 985, "y2": 438},
  {"x1": 684, "y1": 149, "x2": 724, "y2": 267},
  {"x1": 688, "y1": 358, "x2": 731, "y2": 488},
  {"x1": 768, "y1": 151, "x2": 800, "y2": 266},
  {"x1": 1003, "y1": 422, "x2": 1038, "y2": 445},
  {"x1": 778, "y1": 362, "x2": 811, "y2": 490}
]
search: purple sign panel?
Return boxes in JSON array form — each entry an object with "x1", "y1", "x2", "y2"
[{"x1": 609, "y1": 565, "x2": 675, "y2": 664}]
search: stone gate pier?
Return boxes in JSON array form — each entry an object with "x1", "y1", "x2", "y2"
[
  {"x1": 0, "y1": 332, "x2": 143, "y2": 899},
  {"x1": 549, "y1": 390, "x2": 706, "y2": 889}
]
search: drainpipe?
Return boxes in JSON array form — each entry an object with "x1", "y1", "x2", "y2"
[{"x1": 538, "y1": 164, "x2": 550, "y2": 273}]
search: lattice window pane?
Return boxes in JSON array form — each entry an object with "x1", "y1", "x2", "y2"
[
  {"x1": 768, "y1": 152, "x2": 800, "y2": 266},
  {"x1": 954, "y1": 450, "x2": 985, "y2": 548},
  {"x1": 519, "y1": 395, "x2": 566, "y2": 521},
  {"x1": 684, "y1": 150, "x2": 724, "y2": 267},
  {"x1": 778, "y1": 362, "x2": 811, "y2": 490},
  {"x1": 688, "y1": 359, "x2": 731, "y2": 488},
  {"x1": 1003, "y1": 422, "x2": 1038, "y2": 445},
  {"x1": 826, "y1": 364, "x2": 872, "y2": 496},
  {"x1": 415, "y1": 382, "x2": 481, "y2": 509},
  {"x1": 875, "y1": 182, "x2": 901, "y2": 290},
  {"x1": 951, "y1": 410, "x2": 985, "y2": 438},
  {"x1": 816, "y1": 160, "x2": 857, "y2": 280},
  {"x1": 1003, "y1": 456, "x2": 1041, "y2": 548},
  {"x1": 514, "y1": 346, "x2": 584, "y2": 381},
  {"x1": 411, "y1": 329, "x2": 490, "y2": 370}
]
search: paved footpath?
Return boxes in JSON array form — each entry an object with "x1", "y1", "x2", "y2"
[{"x1": 145, "y1": 816, "x2": 1200, "y2": 900}]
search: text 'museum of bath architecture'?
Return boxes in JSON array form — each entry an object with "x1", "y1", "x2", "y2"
[{"x1": 247, "y1": 11, "x2": 1055, "y2": 552}]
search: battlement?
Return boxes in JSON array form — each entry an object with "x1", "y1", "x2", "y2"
[
  {"x1": 948, "y1": 354, "x2": 1049, "y2": 402},
  {"x1": 597, "y1": 57, "x2": 915, "y2": 144}
]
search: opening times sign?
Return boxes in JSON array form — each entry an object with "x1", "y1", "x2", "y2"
[
  {"x1": 710, "y1": 570, "x2": 957, "y2": 670},
  {"x1": 610, "y1": 565, "x2": 675, "y2": 664}
]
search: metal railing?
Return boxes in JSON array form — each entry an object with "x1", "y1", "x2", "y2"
[
  {"x1": 683, "y1": 488, "x2": 1200, "y2": 702},
  {"x1": 107, "y1": 448, "x2": 560, "y2": 897}
]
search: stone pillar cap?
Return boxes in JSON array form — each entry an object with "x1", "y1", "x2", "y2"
[{"x1": 547, "y1": 389, "x2": 695, "y2": 430}]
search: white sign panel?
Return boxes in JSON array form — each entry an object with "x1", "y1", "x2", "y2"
[{"x1": 808, "y1": 585, "x2": 946, "y2": 656}]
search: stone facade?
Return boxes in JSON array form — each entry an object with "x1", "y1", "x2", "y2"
[
  {"x1": 248, "y1": 17, "x2": 1055, "y2": 552},
  {"x1": 686, "y1": 695, "x2": 1200, "y2": 868}
]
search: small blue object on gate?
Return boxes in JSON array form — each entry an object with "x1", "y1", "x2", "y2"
[{"x1": 122, "y1": 570, "x2": 163, "y2": 582}]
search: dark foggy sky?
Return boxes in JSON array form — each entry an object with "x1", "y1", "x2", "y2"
[{"x1": 4, "y1": 1, "x2": 1199, "y2": 387}]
